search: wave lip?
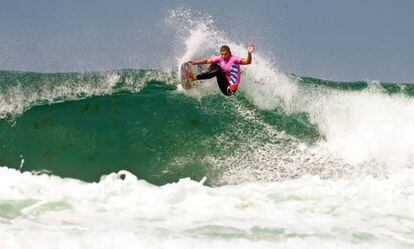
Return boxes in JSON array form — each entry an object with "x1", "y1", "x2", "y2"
[{"x1": 0, "y1": 69, "x2": 174, "y2": 119}]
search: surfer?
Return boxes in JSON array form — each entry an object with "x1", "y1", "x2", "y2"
[{"x1": 187, "y1": 44, "x2": 256, "y2": 96}]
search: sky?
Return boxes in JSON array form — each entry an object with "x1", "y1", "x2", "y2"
[{"x1": 1, "y1": 0, "x2": 413, "y2": 82}]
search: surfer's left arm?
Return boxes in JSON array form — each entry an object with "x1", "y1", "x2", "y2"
[
  {"x1": 188, "y1": 58, "x2": 214, "y2": 65},
  {"x1": 240, "y1": 44, "x2": 256, "y2": 65}
]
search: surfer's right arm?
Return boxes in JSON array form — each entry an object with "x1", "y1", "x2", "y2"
[{"x1": 187, "y1": 59, "x2": 213, "y2": 65}]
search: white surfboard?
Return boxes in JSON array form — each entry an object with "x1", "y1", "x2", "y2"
[{"x1": 179, "y1": 62, "x2": 208, "y2": 89}]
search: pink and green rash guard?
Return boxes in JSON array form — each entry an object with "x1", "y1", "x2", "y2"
[{"x1": 210, "y1": 55, "x2": 242, "y2": 91}]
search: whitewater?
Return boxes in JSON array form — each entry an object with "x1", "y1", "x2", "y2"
[{"x1": 1, "y1": 9, "x2": 414, "y2": 249}]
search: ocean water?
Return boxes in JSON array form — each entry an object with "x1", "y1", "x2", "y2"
[{"x1": 1, "y1": 9, "x2": 414, "y2": 249}]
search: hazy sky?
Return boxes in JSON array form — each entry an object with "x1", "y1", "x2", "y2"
[{"x1": 1, "y1": 0, "x2": 413, "y2": 82}]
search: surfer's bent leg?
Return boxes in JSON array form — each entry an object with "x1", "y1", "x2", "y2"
[
  {"x1": 196, "y1": 64, "x2": 222, "y2": 80},
  {"x1": 195, "y1": 64, "x2": 235, "y2": 96},
  {"x1": 216, "y1": 74, "x2": 235, "y2": 96}
]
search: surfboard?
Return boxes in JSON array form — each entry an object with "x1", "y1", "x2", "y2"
[{"x1": 179, "y1": 62, "x2": 208, "y2": 89}]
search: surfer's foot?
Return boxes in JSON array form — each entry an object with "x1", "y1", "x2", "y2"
[{"x1": 187, "y1": 69, "x2": 197, "y2": 82}]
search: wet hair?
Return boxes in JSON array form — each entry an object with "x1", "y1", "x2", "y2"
[{"x1": 220, "y1": 45, "x2": 231, "y2": 54}]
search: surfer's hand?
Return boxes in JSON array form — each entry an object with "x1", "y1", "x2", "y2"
[
  {"x1": 187, "y1": 61, "x2": 196, "y2": 65},
  {"x1": 247, "y1": 44, "x2": 256, "y2": 53}
]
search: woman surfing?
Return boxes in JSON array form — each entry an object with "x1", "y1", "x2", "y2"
[{"x1": 187, "y1": 44, "x2": 256, "y2": 96}]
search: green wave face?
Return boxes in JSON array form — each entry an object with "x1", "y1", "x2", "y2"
[{"x1": 0, "y1": 70, "x2": 412, "y2": 185}]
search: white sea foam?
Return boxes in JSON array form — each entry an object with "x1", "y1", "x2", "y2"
[
  {"x1": 303, "y1": 88, "x2": 414, "y2": 168},
  {"x1": 0, "y1": 166, "x2": 413, "y2": 248}
]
